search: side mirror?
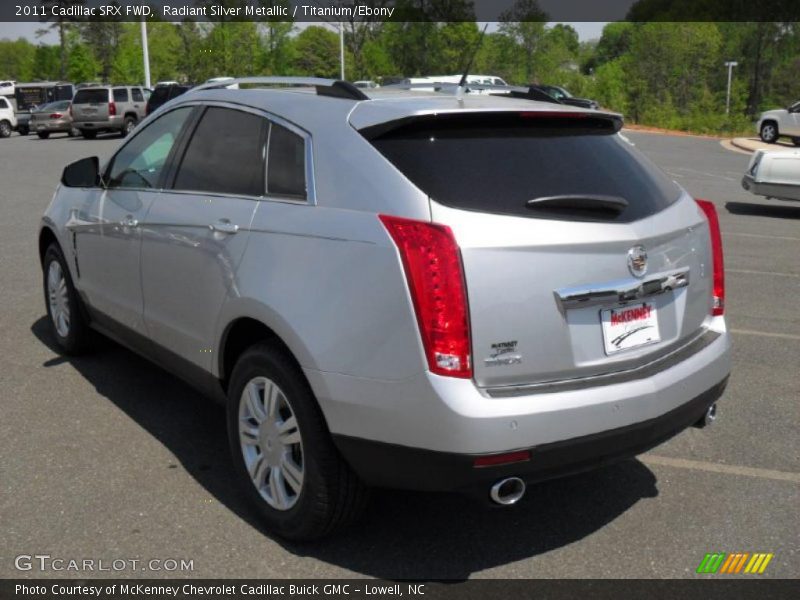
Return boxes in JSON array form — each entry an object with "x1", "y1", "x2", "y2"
[{"x1": 61, "y1": 156, "x2": 100, "y2": 188}]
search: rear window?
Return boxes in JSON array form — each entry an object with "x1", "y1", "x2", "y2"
[
  {"x1": 73, "y1": 89, "x2": 108, "y2": 104},
  {"x1": 365, "y1": 113, "x2": 680, "y2": 223}
]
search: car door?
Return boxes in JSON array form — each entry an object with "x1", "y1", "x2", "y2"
[
  {"x1": 69, "y1": 106, "x2": 195, "y2": 333},
  {"x1": 788, "y1": 102, "x2": 800, "y2": 136},
  {"x1": 131, "y1": 87, "x2": 146, "y2": 120},
  {"x1": 139, "y1": 105, "x2": 265, "y2": 368}
]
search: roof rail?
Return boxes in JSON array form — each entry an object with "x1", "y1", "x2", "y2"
[
  {"x1": 382, "y1": 81, "x2": 563, "y2": 105},
  {"x1": 190, "y1": 77, "x2": 369, "y2": 101}
]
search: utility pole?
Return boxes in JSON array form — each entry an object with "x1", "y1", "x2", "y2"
[
  {"x1": 339, "y1": 23, "x2": 345, "y2": 80},
  {"x1": 724, "y1": 61, "x2": 738, "y2": 115},
  {"x1": 141, "y1": 19, "x2": 151, "y2": 89}
]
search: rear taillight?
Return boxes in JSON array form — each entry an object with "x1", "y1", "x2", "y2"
[
  {"x1": 379, "y1": 215, "x2": 472, "y2": 378},
  {"x1": 108, "y1": 102, "x2": 116, "y2": 116},
  {"x1": 695, "y1": 199, "x2": 725, "y2": 316},
  {"x1": 49, "y1": 113, "x2": 62, "y2": 119}
]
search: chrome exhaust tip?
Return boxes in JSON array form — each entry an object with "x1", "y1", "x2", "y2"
[
  {"x1": 693, "y1": 403, "x2": 717, "y2": 429},
  {"x1": 489, "y1": 477, "x2": 526, "y2": 506}
]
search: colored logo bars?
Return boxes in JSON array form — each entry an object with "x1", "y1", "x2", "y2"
[{"x1": 697, "y1": 552, "x2": 774, "y2": 574}]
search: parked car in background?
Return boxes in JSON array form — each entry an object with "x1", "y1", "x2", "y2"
[
  {"x1": 756, "y1": 101, "x2": 800, "y2": 145},
  {"x1": 41, "y1": 77, "x2": 730, "y2": 540},
  {"x1": 71, "y1": 85, "x2": 148, "y2": 138},
  {"x1": 1, "y1": 80, "x2": 16, "y2": 97},
  {"x1": 0, "y1": 96, "x2": 17, "y2": 137},
  {"x1": 30, "y1": 100, "x2": 78, "y2": 138},
  {"x1": 145, "y1": 84, "x2": 192, "y2": 116},
  {"x1": 13, "y1": 82, "x2": 75, "y2": 135},
  {"x1": 533, "y1": 84, "x2": 599, "y2": 110},
  {"x1": 742, "y1": 148, "x2": 800, "y2": 201},
  {"x1": 353, "y1": 80, "x2": 379, "y2": 89}
]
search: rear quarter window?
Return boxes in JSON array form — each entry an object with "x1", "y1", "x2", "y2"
[
  {"x1": 365, "y1": 113, "x2": 680, "y2": 223},
  {"x1": 113, "y1": 88, "x2": 129, "y2": 103}
]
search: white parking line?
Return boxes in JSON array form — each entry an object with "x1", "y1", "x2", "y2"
[
  {"x1": 728, "y1": 268, "x2": 800, "y2": 279},
  {"x1": 725, "y1": 232, "x2": 800, "y2": 243},
  {"x1": 730, "y1": 329, "x2": 800, "y2": 341},
  {"x1": 642, "y1": 455, "x2": 800, "y2": 484}
]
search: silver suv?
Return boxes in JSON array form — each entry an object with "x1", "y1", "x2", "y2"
[
  {"x1": 71, "y1": 85, "x2": 148, "y2": 139},
  {"x1": 39, "y1": 78, "x2": 731, "y2": 540}
]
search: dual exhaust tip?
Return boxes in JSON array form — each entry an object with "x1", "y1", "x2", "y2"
[{"x1": 489, "y1": 477, "x2": 526, "y2": 506}]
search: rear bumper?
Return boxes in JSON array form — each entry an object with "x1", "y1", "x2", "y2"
[
  {"x1": 76, "y1": 116, "x2": 122, "y2": 131},
  {"x1": 333, "y1": 376, "x2": 728, "y2": 495},
  {"x1": 742, "y1": 174, "x2": 800, "y2": 201}
]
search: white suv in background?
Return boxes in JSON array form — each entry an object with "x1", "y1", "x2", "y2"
[
  {"x1": 757, "y1": 101, "x2": 800, "y2": 145},
  {"x1": 0, "y1": 96, "x2": 17, "y2": 138}
]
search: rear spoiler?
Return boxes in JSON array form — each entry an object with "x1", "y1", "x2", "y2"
[{"x1": 360, "y1": 109, "x2": 624, "y2": 140}]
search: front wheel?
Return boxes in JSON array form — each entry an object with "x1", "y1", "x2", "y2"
[
  {"x1": 760, "y1": 122, "x2": 778, "y2": 143},
  {"x1": 226, "y1": 343, "x2": 367, "y2": 541},
  {"x1": 37, "y1": 131, "x2": 50, "y2": 139},
  {"x1": 81, "y1": 129, "x2": 97, "y2": 139},
  {"x1": 0, "y1": 120, "x2": 12, "y2": 138},
  {"x1": 42, "y1": 243, "x2": 93, "y2": 354}
]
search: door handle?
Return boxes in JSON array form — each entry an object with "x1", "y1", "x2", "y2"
[
  {"x1": 209, "y1": 220, "x2": 239, "y2": 234},
  {"x1": 119, "y1": 215, "x2": 138, "y2": 228}
]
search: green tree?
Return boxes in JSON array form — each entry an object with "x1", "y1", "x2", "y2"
[
  {"x1": 0, "y1": 39, "x2": 36, "y2": 81},
  {"x1": 498, "y1": 0, "x2": 548, "y2": 83},
  {"x1": 67, "y1": 40, "x2": 98, "y2": 83},
  {"x1": 38, "y1": 0, "x2": 85, "y2": 79},
  {"x1": 292, "y1": 26, "x2": 340, "y2": 78}
]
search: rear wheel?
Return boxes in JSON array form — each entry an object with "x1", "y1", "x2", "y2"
[
  {"x1": 121, "y1": 117, "x2": 136, "y2": 137},
  {"x1": 0, "y1": 120, "x2": 12, "y2": 137},
  {"x1": 81, "y1": 129, "x2": 97, "y2": 140},
  {"x1": 42, "y1": 243, "x2": 93, "y2": 354},
  {"x1": 792, "y1": 137, "x2": 800, "y2": 147},
  {"x1": 17, "y1": 125, "x2": 29, "y2": 136},
  {"x1": 226, "y1": 343, "x2": 367, "y2": 540},
  {"x1": 760, "y1": 121, "x2": 778, "y2": 143},
  {"x1": 37, "y1": 131, "x2": 50, "y2": 139},
  {"x1": 68, "y1": 127, "x2": 79, "y2": 138}
]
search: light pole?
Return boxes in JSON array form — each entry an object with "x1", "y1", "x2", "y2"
[
  {"x1": 339, "y1": 23, "x2": 345, "y2": 81},
  {"x1": 141, "y1": 19, "x2": 151, "y2": 89},
  {"x1": 724, "y1": 61, "x2": 738, "y2": 116}
]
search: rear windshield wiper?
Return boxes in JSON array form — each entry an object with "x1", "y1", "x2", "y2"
[{"x1": 525, "y1": 194, "x2": 628, "y2": 217}]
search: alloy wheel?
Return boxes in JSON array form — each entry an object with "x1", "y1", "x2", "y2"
[
  {"x1": 238, "y1": 376, "x2": 304, "y2": 511},
  {"x1": 47, "y1": 261, "x2": 70, "y2": 338}
]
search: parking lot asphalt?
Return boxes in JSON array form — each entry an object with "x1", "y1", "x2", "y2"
[{"x1": 1, "y1": 130, "x2": 798, "y2": 579}]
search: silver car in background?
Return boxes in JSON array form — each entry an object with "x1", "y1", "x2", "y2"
[
  {"x1": 30, "y1": 100, "x2": 79, "y2": 138},
  {"x1": 71, "y1": 85, "x2": 148, "y2": 139},
  {"x1": 39, "y1": 77, "x2": 730, "y2": 540}
]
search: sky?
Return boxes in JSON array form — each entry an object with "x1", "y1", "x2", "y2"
[{"x1": 0, "y1": 21, "x2": 609, "y2": 45}]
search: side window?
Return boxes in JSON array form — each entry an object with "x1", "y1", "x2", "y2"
[
  {"x1": 173, "y1": 107, "x2": 266, "y2": 197},
  {"x1": 113, "y1": 88, "x2": 129, "y2": 103},
  {"x1": 267, "y1": 123, "x2": 307, "y2": 200},
  {"x1": 106, "y1": 107, "x2": 193, "y2": 189},
  {"x1": 131, "y1": 88, "x2": 144, "y2": 102}
]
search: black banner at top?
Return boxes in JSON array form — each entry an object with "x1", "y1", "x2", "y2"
[{"x1": 2, "y1": 0, "x2": 800, "y2": 23}]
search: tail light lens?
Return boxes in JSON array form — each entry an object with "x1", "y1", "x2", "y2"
[
  {"x1": 695, "y1": 199, "x2": 725, "y2": 316},
  {"x1": 49, "y1": 113, "x2": 62, "y2": 119},
  {"x1": 108, "y1": 102, "x2": 116, "y2": 116},
  {"x1": 379, "y1": 215, "x2": 472, "y2": 378}
]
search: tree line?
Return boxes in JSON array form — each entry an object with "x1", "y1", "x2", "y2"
[{"x1": 0, "y1": 2, "x2": 797, "y2": 134}]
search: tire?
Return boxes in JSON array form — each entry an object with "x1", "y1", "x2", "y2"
[
  {"x1": 37, "y1": 131, "x2": 50, "y2": 139},
  {"x1": 68, "y1": 127, "x2": 79, "y2": 138},
  {"x1": 792, "y1": 137, "x2": 800, "y2": 147},
  {"x1": 226, "y1": 343, "x2": 367, "y2": 541},
  {"x1": 121, "y1": 117, "x2": 136, "y2": 137},
  {"x1": 42, "y1": 243, "x2": 93, "y2": 354},
  {"x1": 760, "y1": 121, "x2": 778, "y2": 143},
  {"x1": 0, "y1": 120, "x2": 11, "y2": 138},
  {"x1": 81, "y1": 129, "x2": 97, "y2": 140},
  {"x1": 17, "y1": 125, "x2": 29, "y2": 136}
]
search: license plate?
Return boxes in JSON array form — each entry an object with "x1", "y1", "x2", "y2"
[{"x1": 601, "y1": 302, "x2": 660, "y2": 354}]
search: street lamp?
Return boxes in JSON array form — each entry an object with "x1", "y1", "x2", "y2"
[
  {"x1": 724, "y1": 61, "x2": 738, "y2": 116},
  {"x1": 140, "y1": 18, "x2": 151, "y2": 89}
]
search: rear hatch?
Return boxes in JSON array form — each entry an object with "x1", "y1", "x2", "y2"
[
  {"x1": 71, "y1": 88, "x2": 110, "y2": 122},
  {"x1": 365, "y1": 111, "x2": 713, "y2": 388}
]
